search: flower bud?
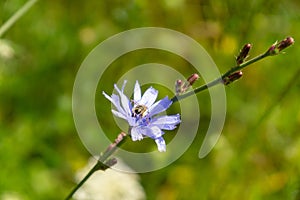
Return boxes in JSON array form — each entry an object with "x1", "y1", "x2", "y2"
[
  {"x1": 187, "y1": 73, "x2": 200, "y2": 86},
  {"x1": 223, "y1": 71, "x2": 243, "y2": 85},
  {"x1": 267, "y1": 36, "x2": 295, "y2": 55},
  {"x1": 236, "y1": 43, "x2": 252, "y2": 65},
  {"x1": 277, "y1": 36, "x2": 294, "y2": 51}
]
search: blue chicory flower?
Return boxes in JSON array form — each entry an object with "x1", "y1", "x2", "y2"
[{"x1": 103, "y1": 80, "x2": 181, "y2": 152}]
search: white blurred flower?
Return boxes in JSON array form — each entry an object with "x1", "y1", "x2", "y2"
[
  {"x1": 74, "y1": 157, "x2": 146, "y2": 200},
  {"x1": 0, "y1": 39, "x2": 15, "y2": 60},
  {"x1": 0, "y1": 192, "x2": 22, "y2": 200}
]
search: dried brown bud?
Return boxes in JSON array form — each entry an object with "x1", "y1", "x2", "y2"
[
  {"x1": 236, "y1": 43, "x2": 252, "y2": 65},
  {"x1": 176, "y1": 79, "x2": 183, "y2": 87},
  {"x1": 267, "y1": 36, "x2": 295, "y2": 55},
  {"x1": 105, "y1": 158, "x2": 118, "y2": 167},
  {"x1": 175, "y1": 74, "x2": 200, "y2": 95},
  {"x1": 187, "y1": 73, "x2": 200, "y2": 86},
  {"x1": 223, "y1": 71, "x2": 243, "y2": 85},
  {"x1": 175, "y1": 79, "x2": 184, "y2": 95}
]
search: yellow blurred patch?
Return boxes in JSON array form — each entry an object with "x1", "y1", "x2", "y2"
[
  {"x1": 220, "y1": 35, "x2": 238, "y2": 55},
  {"x1": 261, "y1": 172, "x2": 288, "y2": 194},
  {"x1": 169, "y1": 165, "x2": 195, "y2": 186},
  {"x1": 78, "y1": 27, "x2": 97, "y2": 45},
  {"x1": 164, "y1": 0, "x2": 185, "y2": 9}
]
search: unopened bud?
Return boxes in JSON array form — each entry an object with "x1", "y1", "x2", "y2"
[
  {"x1": 187, "y1": 73, "x2": 200, "y2": 86},
  {"x1": 236, "y1": 43, "x2": 252, "y2": 65},
  {"x1": 223, "y1": 71, "x2": 243, "y2": 85},
  {"x1": 277, "y1": 36, "x2": 294, "y2": 51},
  {"x1": 267, "y1": 36, "x2": 295, "y2": 55}
]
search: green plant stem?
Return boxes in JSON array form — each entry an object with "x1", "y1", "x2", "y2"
[
  {"x1": 64, "y1": 132, "x2": 127, "y2": 200},
  {"x1": 64, "y1": 162, "x2": 101, "y2": 200},
  {"x1": 171, "y1": 51, "x2": 269, "y2": 103},
  {"x1": 0, "y1": 0, "x2": 38, "y2": 38}
]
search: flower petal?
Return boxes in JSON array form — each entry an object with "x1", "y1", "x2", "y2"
[
  {"x1": 127, "y1": 116, "x2": 137, "y2": 127},
  {"x1": 134, "y1": 80, "x2": 141, "y2": 102},
  {"x1": 155, "y1": 137, "x2": 166, "y2": 152},
  {"x1": 111, "y1": 94, "x2": 127, "y2": 115},
  {"x1": 145, "y1": 126, "x2": 164, "y2": 139},
  {"x1": 151, "y1": 114, "x2": 180, "y2": 130},
  {"x1": 103, "y1": 91, "x2": 128, "y2": 116},
  {"x1": 130, "y1": 127, "x2": 144, "y2": 141},
  {"x1": 114, "y1": 82, "x2": 131, "y2": 116},
  {"x1": 111, "y1": 109, "x2": 126, "y2": 119},
  {"x1": 148, "y1": 96, "x2": 172, "y2": 117},
  {"x1": 139, "y1": 87, "x2": 158, "y2": 108},
  {"x1": 151, "y1": 114, "x2": 181, "y2": 125},
  {"x1": 121, "y1": 80, "x2": 127, "y2": 92},
  {"x1": 102, "y1": 91, "x2": 114, "y2": 104}
]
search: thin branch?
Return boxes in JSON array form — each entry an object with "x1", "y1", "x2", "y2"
[
  {"x1": 0, "y1": 0, "x2": 39, "y2": 38},
  {"x1": 172, "y1": 36, "x2": 294, "y2": 103}
]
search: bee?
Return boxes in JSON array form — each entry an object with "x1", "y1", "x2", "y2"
[{"x1": 132, "y1": 104, "x2": 148, "y2": 117}]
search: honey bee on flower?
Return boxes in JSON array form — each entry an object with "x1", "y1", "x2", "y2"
[{"x1": 103, "y1": 80, "x2": 181, "y2": 152}]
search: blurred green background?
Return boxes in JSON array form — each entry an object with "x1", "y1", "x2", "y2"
[{"x1": 1, "y1": 0, "x2": 300, "y2": 199}]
